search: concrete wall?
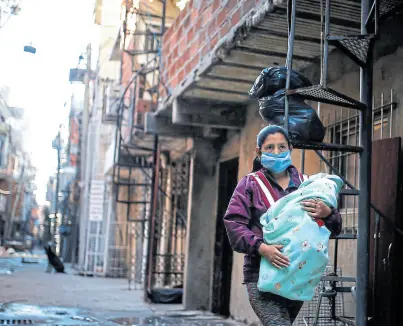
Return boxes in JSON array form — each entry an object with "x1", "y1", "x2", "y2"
[{"x1": 183, "y1": 140, "x2": 220, "y2": 310}]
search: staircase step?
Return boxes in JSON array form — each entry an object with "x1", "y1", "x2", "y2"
[
  {"x1": 321, "y1": 275, "x2": 356, "y2": 282},
  {"x1": 137, "y1": 66, "x2": 158, "y2": 75},
  {"x1": 328, "y1": 34, "x2": 375, "y2": 67},
  {"x1": 292, "y1": 140, "x2": 363, "y2": 152},
  {"x1": 287, "y1": 85, "x2": 366, "y2": 110},
  {"x1": 366, "y1": 0, "x2": 403, "y2": 27},
  {"x1": 125, "y1": 49, "x2": 158, "y2": 56},
  {"x1": 340, "y1": 189, "x2": 360, "y2": 196},
  {"x1": 331, "y1": 233, "x2": 358, "y2": 240},
  {"x1": 335, "y1": 316, "x2": 356, "y2": 325},
  {"x1": 147, "y1": 85, "x2": 159, "y2": 94}
]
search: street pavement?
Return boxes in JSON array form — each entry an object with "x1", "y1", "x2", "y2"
[{"x1": 0, "y1": 255, "x2": 247, "y2": 325}]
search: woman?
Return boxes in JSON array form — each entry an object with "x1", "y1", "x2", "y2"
[{"x1": 223, "y1": 125, "x2": 342, "y2": 326}]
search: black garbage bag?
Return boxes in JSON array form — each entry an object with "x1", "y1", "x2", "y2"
[
  {"x1": 44, "y1": 244, "x2": 66, "y2": 273},
  {"x1": 259, "y1": 90, "x2": 325, "y2": 142},
  {"x1": 249, "y1": 66, "x2": 312, "y2": 99}
]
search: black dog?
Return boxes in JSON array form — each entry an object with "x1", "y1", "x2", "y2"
[{"x1": 44, "y1": 245, "x2": 66, "y2": 273}]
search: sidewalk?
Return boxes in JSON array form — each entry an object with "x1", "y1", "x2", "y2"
[{"x1": 0, "y1": 256, "x2": 246, "y2": 325}]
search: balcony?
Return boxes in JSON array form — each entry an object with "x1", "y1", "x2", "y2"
[{"x1": 143, "y1": 0, "x2": 363, "y2": 136}]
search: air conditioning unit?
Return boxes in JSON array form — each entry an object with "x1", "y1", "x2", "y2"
[{"x1": 103, "y1": 83, "x2": 122, "y2": 123}]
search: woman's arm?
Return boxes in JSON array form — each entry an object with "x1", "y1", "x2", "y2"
[{"x1": 223, "y1": 176, "x2": 263, "y2": 256}]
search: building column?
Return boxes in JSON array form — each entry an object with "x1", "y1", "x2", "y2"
[{"x1": 183, "y1": 140, "x2": 219, "y2": 310}]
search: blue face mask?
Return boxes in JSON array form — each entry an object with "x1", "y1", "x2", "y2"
[{"x1": 260, "y1": 151, "x2": 292, "y2": 174}]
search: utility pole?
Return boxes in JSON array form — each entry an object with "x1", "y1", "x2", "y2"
[
  {"x1": 78, "y1": 43, "x2": 91, "y2": 268},
  {"x1": 52, "y1": 127, "x2": 62, "y2": 252}
]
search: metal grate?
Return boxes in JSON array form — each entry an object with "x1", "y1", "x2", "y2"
[
  {"x1": 329, "y1": 35, "x2": 374, "y2": 67},
  {"x1": 294, "y1": 267, "x2": 345, "y2": 326},
  {"x1": 292, "y1": 140, "x2": 363, "y2": 153},
  {"x1": 0, "y1": 320, "x2": 34, "y2": 325},
  {"x1": 379, "y1": 0, "x2": 403, "y2": 16},
  {"x1": 288, "y1": 86, "x2": 365, "y2": 110}
]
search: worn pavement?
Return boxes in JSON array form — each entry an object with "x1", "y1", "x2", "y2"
[{"x1": 0, "y1": 255, "x2": 246, "y2": 325}]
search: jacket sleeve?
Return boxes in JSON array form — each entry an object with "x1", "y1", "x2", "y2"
[
  {"x1": 324, "y1": 208, "x2": 343, "y2": 236},
  {"x1": 223, "y1": 176, "x2": 263, "y2": 256}
]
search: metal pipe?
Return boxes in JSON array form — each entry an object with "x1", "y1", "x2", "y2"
[
  {"x1": 372, "y1": 213, "x2": 380, "y2": 317},
  {"x1": 315, "y1": 150, "x2": 356, "y2": 190},
  {"x1": 301, "y1": 150, "x2": 305, "y2": 174},
  {"x1": 345, "y1": 109, "x2": 351, "y2": 228},
  {"x1": 380, "y1": 92, "x2": 384, "y2": 139},
  {"x1": 389, "y1": 89, "x2": 393, "y2": 137},
  {"x1": 322, "y1": 0, "x2": 331, "y2": 87},
  {"x1": 353, "y1": 115, "x2": 359, "y2": 231},
  {"x1": 356, "y1": 0, "x2": 373, "y2": 322},
  {"x1": 371, "y1": 96, "x2": 375, "y2": 140},
  {"x1": 284, "y1": 0, "x2": 297, "y2": 131},
  {"x1": 144, "y1": 136, "x2": 160, "y2": 301}
]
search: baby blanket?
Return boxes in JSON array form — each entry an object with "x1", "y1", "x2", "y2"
[{"x1": 257, "y1": 173, "x2": 344, "y2": 301}]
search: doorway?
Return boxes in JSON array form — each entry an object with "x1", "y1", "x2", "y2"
[{"x1": 211, "y1": 158, "x2": 239, "y2": 316}]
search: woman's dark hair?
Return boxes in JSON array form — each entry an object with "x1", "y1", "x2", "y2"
[
  {"x1": 252, "y1": 157, "x2": 263, "y2": 172},
  {"x1": 252, "y1": 125, "x2": 291, "y2": 172},
  {"x1": 256, "y1": 125, "x2": 290, "y2": 149}
]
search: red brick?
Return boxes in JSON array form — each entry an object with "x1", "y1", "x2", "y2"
[
  {"x1": 163, "y1": 27, "x2": 173, "y2": 43},
  {"x1": 201, "y1": 5, "x2": 213, "y2": 26},
  {"x1": 210, "y1": 33, "x2": 219, "y2": 49},
  {"x1": 187, "y1": 26, "x2": 195, "y2": 42},
  {"x1": 172, "y1": 46, "x2": 178, "y2": 59},
  {"x1": 207, "y1": 16, "x2": 217, "y2": 37},
  {"x1": 212, "y1": 0, "x2": 221, "y2": 12},
  {"x1": 190, "y1": 53, "x2": 201, "y2": 70},
  {"x1": 227, "y1": 0, "x2": 238, "y2": 11},
  {"x1": 178, "y1": 68, "x2": 185, "y2": 83},
  {"x1": 198, "y1": 30, "x2": 207, "y2": 47},
  {"x1": 231, "y1": 6, "x2": 242, "y2": 27},
  {"x1": 183, "y1": 15, "x2": 191, "y2": 29},
  {"x1": 241, "y1": 0, "x2": 255, "y2": 15},
  {"x1": 179, "y1": 37, "x2": 187, "y2": 54},
  {"x1": 201, "y1": 43, "x2": 211, "y2": 57},
  {"x1": 189, "y1": 41, "x2": 198, "y2": 57},
  {"x1": 217, "y1": 6, "x2": 228, "y2": 27},
  {"x1": 220, "y1": 19, "x2": 231, "y2": 38},
  {"x1": 190, "y1": 8, "x2": 198, "y2": 24},
  {"x1": 195, "y1": 15, "x2": 203, "y2": 31},
  {"x1": 184, "y1": 62, "x2": 192, "y2": 76}
]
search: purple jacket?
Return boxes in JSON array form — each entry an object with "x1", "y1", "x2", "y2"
[{"x1": 223, "y1": 166, "x2": 342, "y2": 283}]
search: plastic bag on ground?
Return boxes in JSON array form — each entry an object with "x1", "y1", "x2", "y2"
[
  {"x1": 249, "y1": 66, "x2": 312, "y2": 99},
  {"x1": 259, "y1": 90, "x2": 325, "y2": 142}
]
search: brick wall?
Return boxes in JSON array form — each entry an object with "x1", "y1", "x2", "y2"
[{"x1": 160, "y1": 0, "x2": 263, "y2": 98}]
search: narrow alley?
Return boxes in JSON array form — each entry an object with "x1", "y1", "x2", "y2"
[{"x1": 0, "y1": 254, "x2": 245, "y2": 326}]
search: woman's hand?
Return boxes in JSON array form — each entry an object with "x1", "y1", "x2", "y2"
[
  {"x1": 301, "y1": 199, "x2": 332, "y2": 219},
  {"x1": 258, "y1": 243, "x2": 290, "y2": 269}
]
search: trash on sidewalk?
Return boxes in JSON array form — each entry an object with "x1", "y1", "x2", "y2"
[{"x1": 44, "y1": 243, "x2": 65, "y2": 273}]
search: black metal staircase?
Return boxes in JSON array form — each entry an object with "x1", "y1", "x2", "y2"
[{"x1": 282, "y1": 0, "x2": 392, "y2": 324}]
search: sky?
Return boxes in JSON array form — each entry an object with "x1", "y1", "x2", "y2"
[{"x1": 0, "y1": 0, "x2": 98, "y2": 205}]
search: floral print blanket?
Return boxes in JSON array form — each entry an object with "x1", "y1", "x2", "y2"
[{"x1": 258, "y1": 173, "x2": 344, "y2": 301}]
